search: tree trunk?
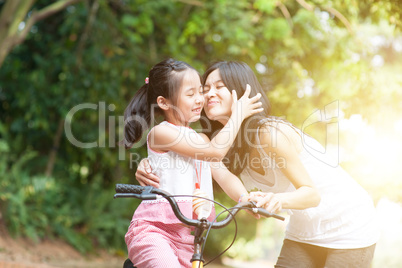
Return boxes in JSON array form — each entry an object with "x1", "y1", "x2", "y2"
[
  {"x1": 0, "y1": 0, "x2": 35, "y2": 66},
  {"x1": 76, "y1": 0, "x2": 99, "y2": 66},
  {"x1": 45, "y1": 119, "x2": 65, "y2": 177},
  {"x1": 0, "y1": 0, "x2": 82, "y2": 67}
]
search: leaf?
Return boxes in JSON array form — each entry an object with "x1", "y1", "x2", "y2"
[
  {"x1": 263, "y1": 18, "x2": 291, "y2": 40},
  {"x1": 254, "y1": 0, "x2": 277, "y2": 14}
]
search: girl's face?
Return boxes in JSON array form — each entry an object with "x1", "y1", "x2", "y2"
[
  {"x1": 203, "y1": 69, "x2": 232, "y2": 124},
  {"x1": 169, "y1": 69, "x2": 204, "y2": 126}
]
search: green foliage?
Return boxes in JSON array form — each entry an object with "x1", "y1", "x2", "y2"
[
  {"x1": 262, "y1": 18, "x2": 291, "y2": 40},
  {"x1": 254, "y1": 0, "x2": 277, "y2": 14},
  {"x1": 0, "y1": 126, "x2": 138, "y2": 252}
]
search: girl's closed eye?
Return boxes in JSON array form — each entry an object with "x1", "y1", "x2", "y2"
[{"x1": 186, "y1": 88, "x2": 195, "y2": 97}]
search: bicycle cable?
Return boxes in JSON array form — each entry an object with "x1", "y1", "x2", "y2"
[
  {"x1": 165, "y1": 194, "x2": 242, "y2": 267},
  {"x1": 203, "y1": 207, "x2": 264, "y2": 266},
  {"x1": 202, "y1": 206, "x2": 238, "y2": 266}
]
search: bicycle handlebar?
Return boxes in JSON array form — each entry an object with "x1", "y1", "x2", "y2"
[{"x1": 114, "y1": 184, "x2": 285, "y2": 229}]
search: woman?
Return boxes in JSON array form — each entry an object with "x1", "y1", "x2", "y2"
[{"x1": 136, "y1": 61, "x2": 379, "y2": 268}]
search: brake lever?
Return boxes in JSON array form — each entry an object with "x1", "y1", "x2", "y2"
[
  {"x1": 248, "y1": 201, "x2": 285, "y2": 221},
  {"x1": 249, "y1": 201, "x2": 259, "y2": 213},
  {"x1": 140, "y1": 186, "x2": 158, "y2": 200}
]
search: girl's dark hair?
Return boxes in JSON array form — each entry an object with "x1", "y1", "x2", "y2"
[
  {"x1": 123, "y1": 58, "x2": 196, "y2": 148},
  {"x1": 201, "y1": 61, "x2": 272, "y2": 175}
]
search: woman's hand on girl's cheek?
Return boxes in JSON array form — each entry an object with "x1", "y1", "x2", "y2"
[
  {"x1": 231, "y1": 84, "x2": 263, "y2": 121},
  {"x1": 135, "y1": 158, "x2": 160, "y2": 188}
]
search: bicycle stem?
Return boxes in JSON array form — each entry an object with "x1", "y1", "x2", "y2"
[{"x1": 190, "y1": 218, "x2": 208, "y2": 268}]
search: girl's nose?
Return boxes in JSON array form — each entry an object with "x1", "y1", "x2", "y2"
[{"x1": 195, "y1": 92, "x2": 204, "y2": 104}]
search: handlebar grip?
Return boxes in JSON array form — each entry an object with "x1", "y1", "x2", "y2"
[
  {"x1": 256, "y1": 208, "x2": 285, "y2": 221},
  {"x1": 115, "y1": 184, "x2": 145, "y2": 194}
]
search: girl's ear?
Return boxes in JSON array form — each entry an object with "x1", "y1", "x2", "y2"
[{"x1": 157, "y1": 96, "x2": 170, "y2": 111}]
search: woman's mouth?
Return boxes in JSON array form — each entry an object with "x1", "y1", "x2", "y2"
[{"x1": 207, "y1": 101, "x2": 219, "y2": 107}]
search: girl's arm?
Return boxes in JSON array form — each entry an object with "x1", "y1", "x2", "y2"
[
  {"x1": 250, "y1": 124, "x2": 321, "y2": 212},
  {"x1": 150, "y1": 85, "x2": 262, "y2": 161},
  {"x1": 210, "y1": 161, "x2": 260, "y2": 219},
  {"x1": 210, "y1": 161, "x2": 248, "y2": 203},
  {"x1": 195, "y1": 131, "x2": 248, "y2": 202}
]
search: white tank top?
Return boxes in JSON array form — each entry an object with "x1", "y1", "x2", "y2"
[
  {"x1": 240, "y1": 119, "x2": 379, "y2": 249},
  {"x1": 131, "y1": 122, "x2": 215, "y2": 225},
  {"x1": 146, "y1": 121, "x2": 214, "y2": 203}
]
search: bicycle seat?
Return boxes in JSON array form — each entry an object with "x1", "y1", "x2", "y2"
[{"x1": 123, "y1": 258, "x2": 135, "y2": 268}]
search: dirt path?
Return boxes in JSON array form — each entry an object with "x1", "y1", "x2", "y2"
[
  {"x1": 0, "y1": 221, "x2": 228, "y2": 268},
  {"x1": 0, "y1": 220, "x2": 125, "y2": 268}
]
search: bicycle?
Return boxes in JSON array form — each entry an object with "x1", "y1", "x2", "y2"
[{"x1": 114, "y1": 184, "x2": 285, "y2": 268}]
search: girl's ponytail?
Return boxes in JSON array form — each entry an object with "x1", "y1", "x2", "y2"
[{"x1": 123, "y1": 84, "x2": 150, "y2": 148}]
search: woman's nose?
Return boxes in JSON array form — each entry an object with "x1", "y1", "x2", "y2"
[{"x1": 205, "y1": 86, "x2": 217, "y2": 98}]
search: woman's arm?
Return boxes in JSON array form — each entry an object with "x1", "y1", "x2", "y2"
[
  {"x1": 251, "y1": 124, "x2": 321, "y2": 212},
  {"x1": 149, "y1": 85, "x2": 262, "y2": 161},
  {"x1": 135, "y1": 158, "x2": 160, "y2": 187}
]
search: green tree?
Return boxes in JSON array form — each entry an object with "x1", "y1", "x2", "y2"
[{"x1": 0, "y1": 0, "x2": 82, "y2": 67}]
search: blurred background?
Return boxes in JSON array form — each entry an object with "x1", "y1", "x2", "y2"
[{"x1": 0, "y1": 0, "x2": 401, "y2": 267}]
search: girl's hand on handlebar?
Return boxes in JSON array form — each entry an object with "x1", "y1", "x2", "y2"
[
  {"x1": 135, "y1": 158, "x2": 160, "y2": 188},
  {"x1": 239, "y1": 193, "x2": 260, "y2": 219},
  {"x1": 248, "y1": 191, "x2": 282, "y2": 214}
]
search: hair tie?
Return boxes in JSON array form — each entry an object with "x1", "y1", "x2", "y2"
[{"x1": 145, "y1": 77, "x2": 149, "y2": 84}]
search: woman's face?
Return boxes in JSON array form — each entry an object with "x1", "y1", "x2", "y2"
[{"x1": 203, "y1": 69, "x2": 232, "y2": 124}]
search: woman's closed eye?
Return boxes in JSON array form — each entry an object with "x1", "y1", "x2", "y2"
[{"x1": 216, "y1": 83, "x2": 226, "y2": 89}]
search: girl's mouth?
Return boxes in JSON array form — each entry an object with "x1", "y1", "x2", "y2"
[{"x1": 192, "y1": 107, "x2": 202, "y2": 113}]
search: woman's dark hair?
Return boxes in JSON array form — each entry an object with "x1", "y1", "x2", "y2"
[
  {"x1": 201, "y1": 61, "x2": 272, "y2": 175},
  {"x1": 123, "y1": 58, "x2": 197, "y2": 148}
]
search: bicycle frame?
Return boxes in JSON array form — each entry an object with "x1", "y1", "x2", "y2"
[{"x1": 114, "y1": 184, "x2": 285, "y2": 268}]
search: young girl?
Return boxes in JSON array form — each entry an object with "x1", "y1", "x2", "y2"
[{"x1": 123, "y1": 58, "x2": 262, "y2": 268}]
